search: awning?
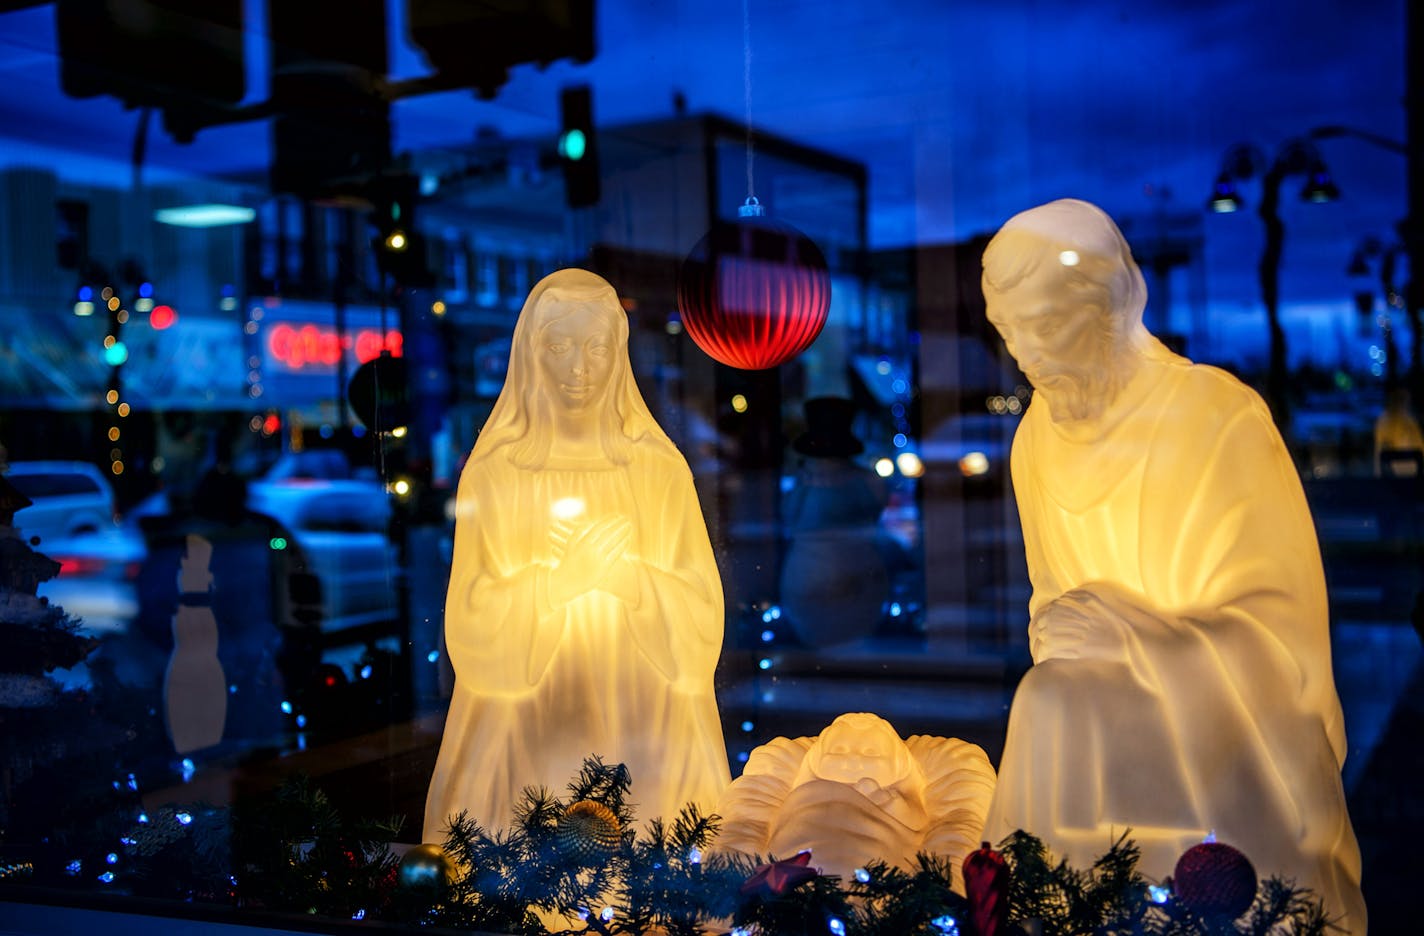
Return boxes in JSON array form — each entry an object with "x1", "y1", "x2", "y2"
[{"x1": 0, "y1": 304, "x2": 250, "y2": 411}]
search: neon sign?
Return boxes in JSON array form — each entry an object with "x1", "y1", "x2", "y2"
[{"x1": 266, "y1": 323, "x2": 403, "y2": 371}]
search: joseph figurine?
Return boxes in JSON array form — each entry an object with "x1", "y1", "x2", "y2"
[{"x1": 979, "y1": 200, "x2": 1364, "y2": 933}]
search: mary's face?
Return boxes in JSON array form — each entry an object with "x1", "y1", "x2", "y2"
[{"x1": 535, "y1": 300, "x2": 618, "y2": 413}]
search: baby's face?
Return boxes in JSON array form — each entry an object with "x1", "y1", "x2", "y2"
[{"x1": 809, "y1": 722, "x2": 905, "y2": 787}]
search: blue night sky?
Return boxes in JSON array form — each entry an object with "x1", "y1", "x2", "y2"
[{"x1": 0, "y1": 0, "x2": 1409, "y2": 367}]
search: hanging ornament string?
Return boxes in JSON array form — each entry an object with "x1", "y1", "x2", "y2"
[
  {"x1": 675, "y1": 0, "x2": 830, "y2": 371},
  {"x1": 742, "y1": 0, "x2": 755, "y2": 202}
]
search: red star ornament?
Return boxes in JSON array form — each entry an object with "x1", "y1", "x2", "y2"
[{"x1": 739, "y1": 850, "x2": 819, "y2": 899}]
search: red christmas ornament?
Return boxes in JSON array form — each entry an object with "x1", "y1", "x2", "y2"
[
  {"x1": 739, "y1": 849, "x2": 819, "y2": 899},
  {"x1": 962, "y1": 841, "x2": 1009, "y2": 936},
  {"x1": 1172, "y1": 841, "x2": 1257, "y2": 920},
  {"x1": 677, "y1": 198, "x2": 831, "y2": 370}
]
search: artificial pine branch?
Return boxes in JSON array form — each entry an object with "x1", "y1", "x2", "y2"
[
  {"x1": 423, "y1": 815, "x2": 543, "y2": 934},
  {"x1": 1000, "y1": 829, "x2": 1076, "y2": 925},
  {"x1": 1235, "y1": 876, "x2": 1333, "y2": 936},
  {"x1": 514, "y1": 784, "x2": 563, "y2": 834},
  {"x1": 1074, "y1": 831, "x2": 1150, "y2": 931},
  {"x1": 440, "y1": 810, "x2": 485, "y2": 871},
  {"x1": 227, "y1": 773, "x2": 402, "y2": 919},
  {"x1": 728, "y1": 855, "x2": 852, "y2": 936},
  {"x1": 427, "y1": 759, "x2": 647, "y2": 933},
  {"x1": 619, "y1": 803, "x2": 728, "y2": 936},
  {"x1": 123, "y1": 802, "x2": 232, "y2": 899},
  {"x1": 995, "y1": 828, "x2": 1334, "y2": 936},
  {"x1": 846, "y1": 856, "x2": 971, "y2": 936},
  {"x1": 669, "y1": 805, "x2": 719, "y2": 856},
  {"x1": 565, "y1": 756, "x2": 635, "y2": 827},
  {"x1": 0, "y1": 613, "x2": 96, "y2": 677}
]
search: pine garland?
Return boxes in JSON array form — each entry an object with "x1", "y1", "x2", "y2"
[
  {"x1": 998, "y1": 829, "x2": 1153, "y2": 931},
  {"x1": 841, "y1": 856, "x2": 969, "y2": 936},
  {"x1": 108, "y1": 774, "x2": 402, "y2": 915},
  {"x1": 9, "y1": 755, "x2": 1336, "y2": 936},
  {"x1": 996, "y1": 829, "x2": 1335, "y2": 936},
  {"x1": 228, "y1": 774, "x2": 403, "y2": 917}
]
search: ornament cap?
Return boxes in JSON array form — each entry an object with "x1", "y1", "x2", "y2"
[{"x1": 739, "y1": 196, "x2": 765, "y2": 217}]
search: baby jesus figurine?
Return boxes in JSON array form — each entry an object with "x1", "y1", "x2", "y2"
[{"x1": 714, "y1": 713, "x2": 996, "y2": 891}]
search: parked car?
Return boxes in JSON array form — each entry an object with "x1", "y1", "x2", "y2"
[
  {"x1": 247, "y1": 478, "x2": 401, "y2": 634},
  {"x1": 6, "y1": 454, "x2": 401, "y2": 644},
  {"x1": 6, "y1": 460, "x2": 120, "y2": 543},
  {"x1": 129, "y1": 475, "x2": 400, "y2": 637},
  {"x1": 33, "y1": 527, "x2": 145, "y2": 635},
  {"x1": 262, "y1": 449, "x2": 379, "y2": 484},
  {"x1": 7, "y1": 461, "x2": 143, "y2": 635},
  {"x1": 919, "y1": 413, "x2": 1021, "y2": 479}
]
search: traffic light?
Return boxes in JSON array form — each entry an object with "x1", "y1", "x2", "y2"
[
  {"x1": 375, "y1": 232, "x2": 434, "y2": 288},
  {"x1": 268, "y1": 0, "x2": 390, "y2": 199},
  {"x1": 369, "y1": 174, "x2": 418, "y2": 247},
  {"x1": 367, "y1": 174, "x2": 435, "y2": 288},
  {"x1": 408, "y1": 0, "x2": 595, "y2": 99},
  {"x1": 559, "y1": 85, "x2": 600, "y2": 208},
  {"x1": 56, "y1": 0, "x2": 245, "y2": 143}
]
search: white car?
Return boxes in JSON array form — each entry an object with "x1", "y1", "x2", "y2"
[
  {"x1": 919, "y1": 413, "x2": 1021, "y2": 479},
  {"x1": 34, "y1": 528, "x2": 145, "y2": 635},
  {"x1": 247, "y1": 478, "x2": 401, "y2": 634},
  {"x1": 6, "y1": 461, "x2": 144, "y2": 634},
  {"x1": 129, "y1": 475, "x2": 401, "y2": 637},
  {"x1": 6, "y1": 461, "x2": 120, "y2": 542}
]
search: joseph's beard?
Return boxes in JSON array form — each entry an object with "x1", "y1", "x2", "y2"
[{"x1": 1031, "y1": 357, "x2": 1129, "y2": 425}]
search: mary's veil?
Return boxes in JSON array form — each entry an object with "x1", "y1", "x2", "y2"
[{"x1": 467, "y1": 268, "x2": 679, "y2": 468}]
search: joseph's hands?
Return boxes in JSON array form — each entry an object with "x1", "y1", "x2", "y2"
[{"x1": 1029, "y1": 589, "x2": 1127, "y2": 663}]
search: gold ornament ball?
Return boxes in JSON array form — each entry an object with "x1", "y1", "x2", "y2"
[
  {"x1": 557, "y1": 800, "x2": 623, "y2": 864},
  {"x1": 397, "y1": 843, "x2": 458, "y2": 892}
]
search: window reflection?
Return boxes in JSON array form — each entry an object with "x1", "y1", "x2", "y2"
[{"x1": 0, "y1": 0, "x2": 1415, "y2": 930}]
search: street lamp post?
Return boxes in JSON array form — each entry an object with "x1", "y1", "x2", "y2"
[
  {"x1": 1208, "y1": 137, "x2": 1339, "y2": 431},
  {"x1": 1320, "y1": 129, "x2": 1420, "y2": 408},
  {"x1": 1348, "y1": 234, "x2": 1407, "y2": 389}
]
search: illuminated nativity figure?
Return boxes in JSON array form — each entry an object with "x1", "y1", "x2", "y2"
[
  {"x1": 423, "y1": 269, "x2": 731, "y2": 841},
  {"x1": 714, "y1": 713, "x2": 996, "y2": 892},
  {"x1": 978, "y1": 199, "x2": 1365, "y2": 932}
]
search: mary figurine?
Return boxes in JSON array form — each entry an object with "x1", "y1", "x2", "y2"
[{"x1": 423, "y1": 269, "x2": 731, "y2": 840}]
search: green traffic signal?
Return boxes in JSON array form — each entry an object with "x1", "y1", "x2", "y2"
[{"x1": 559, "y1": 128, "x2": 587, "y2": 162}]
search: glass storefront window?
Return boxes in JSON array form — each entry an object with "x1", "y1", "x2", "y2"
[{"x1": 0, "y1": 2, "x2": 1415, "y2": 933}]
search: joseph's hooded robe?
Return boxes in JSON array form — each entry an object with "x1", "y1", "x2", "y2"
[{"x1": 983, "y1": 339, "x2": 1365, "y2": 932}]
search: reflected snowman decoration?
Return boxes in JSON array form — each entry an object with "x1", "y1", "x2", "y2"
[{"x1": 164, "y1": 534, "x2": 227, "y2": 753}]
